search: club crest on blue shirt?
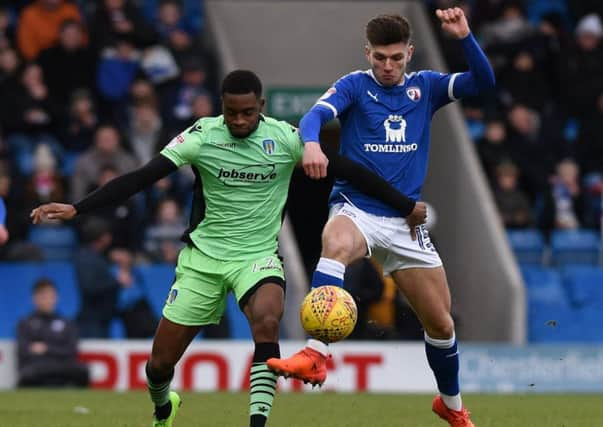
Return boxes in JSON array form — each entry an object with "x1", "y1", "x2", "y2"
[
  {"x1": 262, "y1": 139, "x2": 275, "y2": 154},
  {"x1": 406, "y1": 86, "x2": 421, "y2": 101}
]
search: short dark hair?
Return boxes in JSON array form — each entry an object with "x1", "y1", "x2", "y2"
[
  {"x1": 221, "y1": 70, "x2": 262, "y2": 97},
  {"x1": 33, "y1": 278, "x2": 56, "y2": 295},
  {"x1": 366, "y1": 14, "x2": 412, "y2": 46}
]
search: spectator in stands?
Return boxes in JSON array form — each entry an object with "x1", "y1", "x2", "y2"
[
  {"x1": 559, "y1": 13, "x2": 603, "y2": 119},
  {"x1": 0, "y1": 6, "x2": 13, "y2": 50},
  {"x1": 17, "y1": 278, "x2": 89, "y2": 387},
  {"x1": 2, "y1": 62, "x2": 62, "y2": 176},
  {"x1": 0, "y1": 196, "x2": 8, "y2": 246},
  {"x1": 130, "y1": 77, "x2": 159, "y2": 106},
  {"x1": 128, "y1": 100, "x2": 165, "y2": 165},
  {"x1": 493, "y1": 161, "x2": 533, "y2": 228},
  {"x1": 144, "y1": 197, "x2": 186, "y2": 263},
  {"x1": 38, "y1": 19, "x2": 95, "y2": 105},
  {"x1": 163, "y1": 56, "x2": 210, "y2": 134},
  {"x1": 155, "y1": 0, "x2": 204, "y2": 65},
  {"x1": 478, "y1": 1, "x2": 535, "y2": 49},
  {"x1": 16, "y1": 0, "x2": 84, "y2": 60},
  {"x1": 23, "y1": 143, "x2": 65, "y2": 209},
  {"x1": 477, "y1": 117, "x2": 512, "y2": 184},
  {"x1": 500, "y1": 50, "x2": 551, "y2": 111},
  {"x1": 89, "y1": 0, "x2": 157, "y2": 51},
  {"x1": 541, "y1": 158, "x2": 592, "y2": 231},
  {"x1": 96, "y1": 34, "x2": 141, "y2": 120},
  {"x1": 73, "y1": 217, "x2": 120, "y2": 338},
  {"x1": 61, "y1": 89, "x2": 98, "y2": 154},
  {"x1": 93, "y1": 166, "x2": 141, "y2": 251},
  {"x1": 576, "y1": 91, "x2": 603, "y2": 175},
  {"x1": 344, "y1": 258, "x2": 385, "y2": 340},
  {"x1": 191, "y1": 92, "x2": 214, "y2": 120},
  {"x1": 506, "y1": 104, "x2": 555, "y2": 198},
  {"x1": 0, "y1": 47, "x2": 20, "y2": 92},
  {"x1": 70, "y1": 124, "x2": 138, "y2": 202},
  {"x1": 110, "y1": 248, "x2": 157, "y2": 337}
]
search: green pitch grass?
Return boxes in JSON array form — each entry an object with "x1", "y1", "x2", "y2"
[{"x1": 1, "y1": 390, "x2": 602, "y2": 426}]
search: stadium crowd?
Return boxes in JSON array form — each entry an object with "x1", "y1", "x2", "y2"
[
  {"x1": 0, "y1": 0, "x2": 601, "y2": 342},
  {"x1": 428, "y1": 0, "x2": 603, "y2": 235}
]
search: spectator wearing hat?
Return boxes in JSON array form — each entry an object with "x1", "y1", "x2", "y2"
[{"x1": 559, "y1": 13, "x2": 603, "y2": 118}]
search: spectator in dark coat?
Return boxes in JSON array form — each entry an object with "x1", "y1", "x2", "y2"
[
  {"x1": 17, "y1": 278, "x2": 89, "y2": 387},
  {"x1": 38, "y1": 19, "x2": 95, "y2": 105},
  {"x1": 73, "y1": 217, "x2": 120, "y2": 338}
]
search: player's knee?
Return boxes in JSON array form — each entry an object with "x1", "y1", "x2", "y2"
[
  {"x1": 251, "y1": 313, "x2": 280, "y2": 340},
  {"x1": 321, "y1": 232, "x2": 354, "y2": 261},
  {"x1": 425, "y1": 316, "x2": 455, "y2": 340}
]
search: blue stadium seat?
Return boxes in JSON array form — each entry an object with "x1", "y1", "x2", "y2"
[
  {"x1": 0, "y1": 262, "x2": 80, "y2": 338},
  {"x1": 0, "y1": 263, "x2": 41, "y2": 338},
  {"x1": 550, "y1": 229, "x2": 600, "y2": 266},
  {"x1": 561, "y1": 265, "x2": 603, "y2": 309},
  {"x1": 519, "y1": 266, "x2": 580, "y2": 342},
  {"x1": 136, "y1": 264, "x2": 175, "y2": 318},
  {"x1": 28, "y1": 225, "x2": 78, "y2": 261},
  {"x1": 225, "y1": 293, "x2": 251, "y2": 339},
  {"x1": 109, "y1": 318, "x2": 126, "y2": 339},
  {"x1": 576, "y1": 307, "x2": 603, "y2": 342},
  {"x1": 507, "y1": 229, "x2": 545, "y2": 265}
]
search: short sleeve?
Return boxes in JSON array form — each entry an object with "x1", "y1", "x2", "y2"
[
  {"x1": 160, "y1": 124, "x2": 202, "y2": 167},
  {"x1": 314, "y1": 72, "x2": 359, "y2": 118},
  {"x1": 424, "y1": 70, "x2": 461, "y2": 112},
  {"x1": 283, "y1": 123, "x2": 304, "y2": 162}
]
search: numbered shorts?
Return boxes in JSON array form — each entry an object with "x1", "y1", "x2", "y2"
[
  {"x1": 162, "y1": 245, "x2": 286, "y2": 326},
  {"x1": 330, "y1": 203, "x2": 442, "y2": 275}
]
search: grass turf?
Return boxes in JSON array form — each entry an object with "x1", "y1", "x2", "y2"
[{"x1": 0, "y1": 390, "x2": 602, "y2": 426}]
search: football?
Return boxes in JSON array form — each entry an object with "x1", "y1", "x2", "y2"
[{"x1": 300, "y1": 285, "x2": 358, "y2": 343}]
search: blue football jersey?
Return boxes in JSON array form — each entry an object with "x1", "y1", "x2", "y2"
[{"x1": 318, "y1": 69, "x2": 463, "y2": 217}]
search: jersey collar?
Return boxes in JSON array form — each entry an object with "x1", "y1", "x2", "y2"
[{"x1": 365, "y1": 69, "x2": 407, "y2": 87}]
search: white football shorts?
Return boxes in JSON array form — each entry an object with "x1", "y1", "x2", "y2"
[{"x1": 329, "y1": 202, "x2": 443, "y2": 275}]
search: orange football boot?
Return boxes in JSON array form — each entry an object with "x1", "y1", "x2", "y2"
[
  {"x1": 432, "y1": 395, "x2": 475, "y2": 427},
  {"x1": 267, "y1": 347, "x2": 328, "y2": 386}
]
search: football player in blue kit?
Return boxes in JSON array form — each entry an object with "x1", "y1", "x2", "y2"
[{"x1": 268, "y1": 8, "x2": 495, "y2": 426}]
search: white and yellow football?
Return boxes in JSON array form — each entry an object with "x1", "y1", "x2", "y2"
[{"x1": 300, "y1": 286, "x2": 358, "y2": 343}]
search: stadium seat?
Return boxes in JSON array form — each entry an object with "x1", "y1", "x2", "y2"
[
  {"x1": 110, "y1": 318, "x2": 126, "y2": 339},
  {"x1": 561, "y1": 265, "x2": 603, "y2": 309},
  {"x1": 0, "y1": 262, "x2": 80, "y2": 338},
  {"x1": 519, "y1": 266, "x2": 580, "y2": 342},
  {"x1": 0, "y1": 263, "x2": 41, "y2": 338},
  {"x1": 507, "y1": 229, "x2": 545, "y2": 265},
  {"x1": 28, "y1": 225, "x2": 78, "y2": 261},
  {"x1": 550, "y1": 229, "x2": 600, "y2": 266}
]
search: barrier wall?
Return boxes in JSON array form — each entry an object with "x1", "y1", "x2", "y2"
[{"x1": 2, "y1": 341, "x2": 603, "y2": 392}]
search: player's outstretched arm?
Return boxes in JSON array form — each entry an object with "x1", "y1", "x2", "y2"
[
  {"x1": 436, "y1": 7, "x2": 495, "y2": 96},
  {"x1": 31, "y1": 154, "x2": 178, "y2": 224}
]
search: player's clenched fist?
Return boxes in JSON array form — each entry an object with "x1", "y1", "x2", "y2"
[
  {"x1": 303, "y1": 141, "x2": 329, "y2": 179},
  {"x1": 30, "y1": 203, "x2": 77, "y2": 224},
  {"x1": 406, "y1": 201, "x2": 428, "y2": 241},
  {"x1": 435, "y1": 7, "x2": 470, "y2": 39}
]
